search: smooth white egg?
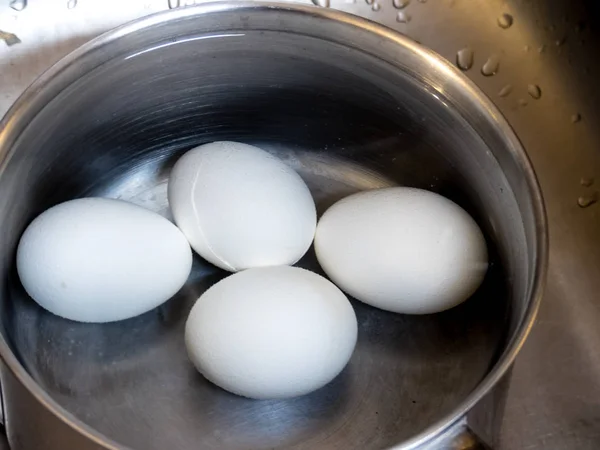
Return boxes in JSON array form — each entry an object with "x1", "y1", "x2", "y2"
[
  {"x1": 315, "y1": 187, "x2": 488, "y2": 314},
  {"x1": 168, "y1": 141, "x2": 316, "y2": 272},
  {"x1": 185, "y1": 266, "x2": 357, "y2": 399},
  {"x1": 17, "y1": 198, "x2": 193, "y2": 323}
]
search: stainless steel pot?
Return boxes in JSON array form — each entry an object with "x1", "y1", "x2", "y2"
[{"x1": 0, "y1": 3, "x2": 548, "y2": 449}]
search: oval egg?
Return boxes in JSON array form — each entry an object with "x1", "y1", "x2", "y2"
[
  {"x1": 168, "y1": 141, "x2": 316, "y2": 272},
  {"x1": 17, "y1": 198, "x2": 193, "y2": 323},
  {"x1": 315, "y1": 187, "x2": 488, "y2": 314},
  {"x1": 185, "y1": 266, "x2": 358, "y2": 399}
]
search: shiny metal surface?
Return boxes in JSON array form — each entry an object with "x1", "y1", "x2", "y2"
[
  {"x1": 0, "y1": 3, "x2": 546, "y2": 449},
  {"x1": 0, "y1": 1, "x2": 555, "y2": 450}
]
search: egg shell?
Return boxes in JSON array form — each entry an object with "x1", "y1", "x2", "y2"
[
  {"x1": 17, "y1": 197, "x2": 193, "y2": 323},
  {"x1": 168, "y1": 141, "x2": 316, "y2": 272},
  {"x1": 185, "y1": 266, "x2": 358, "y2": 399},
  {"x1": 315, "y1": 187, "x2": 488, "y2": 314}
]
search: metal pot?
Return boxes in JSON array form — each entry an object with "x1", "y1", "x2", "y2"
[{"x1": 0, "y1": 3, "x2": 547, "y2": 449}]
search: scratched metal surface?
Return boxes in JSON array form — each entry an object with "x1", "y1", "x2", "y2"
[{"x1": 1, "y1": 0, "x2": 600, "y2": 449}]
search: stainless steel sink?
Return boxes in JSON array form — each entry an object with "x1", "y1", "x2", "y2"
[{"x1": 1, "y1": 0, "x2": 599, "y2": 449}]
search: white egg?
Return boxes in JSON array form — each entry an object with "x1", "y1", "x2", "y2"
[
  {"x1": 315, "y1": 187, "x2": 488, "y2": 314},
  {"x1": 17, "y1": 198, "x2": 193, "y2": 323},
  {"x1": 185, "y1": 266, "x2": 357, "y2": 399},
  {"x1": 168, "y1": 141, "x2": 316, "y2": 272}
]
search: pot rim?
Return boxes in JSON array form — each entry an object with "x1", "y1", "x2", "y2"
[{"x1": 0, "y1": 3, "x2": 548, "y2": 449}]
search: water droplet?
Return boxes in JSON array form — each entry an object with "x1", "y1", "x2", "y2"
[
  {"x1": 555, "y1": 36, "x2": 567, "y2": 46},
  {"x1": 314, "y1": 0, "x2": 330, "y2": 6},
  {"x1": 571, "y1": 113, "x2": 582, "y2": 123},
  {"x1": 481, "y1": 55, "x2": 500, "y2": 76},
  {"x1": 498, "y1": 13, "x2": 514, "y2": 29},
  {"x1": 537, "y1": 44, "x2": 546, "y2": 53},
  {"x1": 372, "y1": 1, "x2": 381, "y2": 10},
  {"x1": 498, "y1": 84, "x2": 513, "y2": 97},
  {"x1": 393, "y1": 0, "x2": 410, "y2": 9},
  {"x1": 518, "y1": 98, "x2": 528, "y2": 107},
  {"x1": 578, "y1": 192, "x2": 598, "y2": 208},
  {"x1": 417, "y1": 0, "x2": 427, "y2": 2},
  {"x1": 67, "y1": 0, "x2": 77, "y2": 9},
  {"x1": 396, "y1": 11, "x2": 411, "y2": 23},
  {"x1": 523, "y1": 45, "x2": 530, "y2": 52},
  {"x1": 168, "y1": 0, "x2": 180, "y2": 8},
  {"x1": 9, "y1": 0, "x2": 27, "y2": 11},
  {"x1": 456, "y1": 47, "x2": 474, "y2": 71},
  {"x1": 527, "y1": 84, "x2": 542, "y2": 99},
  {"x1": 580, "y1": 177, "x2": 594, "y2": 187}
]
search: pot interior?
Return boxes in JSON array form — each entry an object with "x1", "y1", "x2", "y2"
[{"x1": 0, "y1": 6, "x2": 533, "y2": 450}]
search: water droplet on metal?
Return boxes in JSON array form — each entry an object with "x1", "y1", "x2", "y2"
[
  {"x1": 527, "y1": 84, "x2": 542, "y2": 99},
  {"x1": 498, "y1": 13, "x2": 513, "y2": 29},
  {"x1": 571, "y1": 113, "x2": 582, "y2": 123},
  {"x1": 393, "y1": 0, "x2": 410, "y2": 9},
  {"x1": 580, "y1": 177, "x2": 594, "y2": 187},
  {"x1": 456, "y1": 47, "x2": 474, "y2": 71},
  {"x1": 481, "y1": 55, "x2": 500, "y2": 76},
  {"x1": 518, "y1": 98, "x2": 528, "y2": 107},
  {"x1": 0, "y1": 30, "x2": 21, "y2": 47},
  {"x1": 67, "y1": 0, "x2": 77, "y2": 9},
  {"x1": 498, "y1": 84, "x2": 513, "y2": 97},
  {"x1": 537, "y1": 44, "x2": 546, "y2": 53},
  {"x1": 168, "y1": 0, "x2": 180, "y2": 8},
  {"x1": 396, "y1": 11, "x2": 411, "y2": 23},
  {"x1": 372, "y1": 1, "x2": 381, "y2": 11},
  {"x1": 578, "y1": 192, "x2": 598, "y2": 208},
  {"x1": 314, "y1": 0, "x2": 330, "y2": 6},
  {"x1": 366, "y1": 0, "x2": 374, "y2": 5},
  {"x1": 555, "y1": 36, "x2": 567, "y2": 46},
  {"x1": 9, "y1": 0, "x2": 27, "y2": 11},
  {"x1": 523, "y1": 45, "x2": 530, "y2": 52}
]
